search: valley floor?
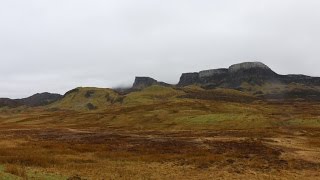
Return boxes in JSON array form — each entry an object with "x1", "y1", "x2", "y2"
[
  {"x1": 0, "y1": 126, "x2": 319, "y2": 179},
  {"x1": 2, "y1": 90, "x2": 320, "y2": 179}
]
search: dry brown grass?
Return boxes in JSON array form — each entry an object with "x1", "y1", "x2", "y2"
[
  {"x1": 0, "y1": 126, "x2": 318, "y2": 179},
  {"x1": 4, "y1": 164, "x2": 27, "y2": 179},
  {"x1": 0, "y1": 143, "x2": 63, "y2": 168},
  {"x1": 1, "y1": 96, "x2": 320, "y2": 179}
]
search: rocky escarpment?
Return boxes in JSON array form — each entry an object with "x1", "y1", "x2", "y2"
[
  {"x1": 178, "y1": 62, "x2": 320, "y2": 88},
  {"x1": 199, "y1": 68, "x2": 229, "y2": 78},
  {"x1": 132, "y1": 77, "x2": 171, "y2": 89},
  {"x1": 228, "y1": 62, "x2": 271, "y2": 73},
  {"x1": 178, "y1": 62, "x2": 270, "y2": 87},
  {"x1": 133, "y1": 61, "x2": 320, "y2": 90},
  {"x1": 199, "y1": 68, "x2": 229, "y2": 86},
  {"x1": 178, "y1": 69, "x2": 230, "y2": 87},
  {"x1": 178, "y1": 73, "x2": 200, "y2": 86},
  {"x1": 227, "y1": 62, "x2": 278, "y2": 87}
]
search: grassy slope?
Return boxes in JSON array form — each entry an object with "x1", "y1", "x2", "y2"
[
  {"x1": 42, "y1": 85, "x2": 266, "y2": 129},
  {"x1": 49, "y1": 87, "x2": 121, "y2": 111},
  {"x1": 2, "y1": 85, "x2": 320, "y2": 130},
  {"x1": 1, "y1": 85, "x2": 320, "y2": 179},
  {"x1": 0, "y1": 164, "x2": 66, "y2": 180},
  {"x1": 123, "y1": 85, "x2": 185, "y2": 105}
]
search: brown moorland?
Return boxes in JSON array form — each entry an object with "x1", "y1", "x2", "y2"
[{"x1": 0, "y1": 85, "x2": 320, "y2": 179}]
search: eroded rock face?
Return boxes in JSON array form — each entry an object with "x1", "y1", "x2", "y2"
[
  {"x1": 177, "y1": 61, "x2": 320, "y2": 88},
  {"x1": 199, "y1": 68, "x2": 228, "y2": 78},
  {"x1": 178, "y1": 73, "x2": 199, "y2": 86},
  {"x1": 227, "y1": 62, "x2": 278, "y2": 86},
  {"x1": 132, "y1": 77, "x2": 158, "y2": 89},
  {"x1": 199, "y1": 68, "x2": 229, "y2": 87},
  {"x1": 228, "y1": 62, "x2": 271, "y2": 73},
  {"x1": 132, "y1": 61, "x2": 320, "y2": 91},
  {"x1": 132, "y1": 77, "x2": 171, "y2": 89},
  {"x1": 177, "y1": 62, "x2": 278, "y2": 87}
]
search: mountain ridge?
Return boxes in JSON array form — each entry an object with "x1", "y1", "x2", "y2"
[
  {"x1": 177, "y1": 62, "x2": 320, "y2": 88},
  {"x1": 2, "y1": 61, "x2": 320, "y2": 109}
]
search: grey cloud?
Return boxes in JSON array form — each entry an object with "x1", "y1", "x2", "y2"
[{"x1": 1, "y1": 0, "x2": 320, "y2": 98}]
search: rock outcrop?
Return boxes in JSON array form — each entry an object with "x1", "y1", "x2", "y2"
[
  {"x1": 177, "y1": 61, "x2": 320, "y2": 88},
  {"x1": 178, "y1": 73, "x2": 200, "y2": 86},
  {"x1": 227, "y1": 62, "x2": 278, "y2": 87},
  {"x1": 132, "y1": 77, "x2": 171, "y2": 89},
  {"x1": 228, "y1": 62, "x2": 271, "y2": 73},
  {"x1": 199, "y1": 68, "x2": 228, "y2": 78}
]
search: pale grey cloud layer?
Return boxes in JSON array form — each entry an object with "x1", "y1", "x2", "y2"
[{"x1": 1, "y1": 0, "x2": 320, "y2": 98}]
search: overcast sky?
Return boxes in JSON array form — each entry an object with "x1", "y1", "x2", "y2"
[{"x1": 1, "y1": 0, "x2": 320, "y2": 98}]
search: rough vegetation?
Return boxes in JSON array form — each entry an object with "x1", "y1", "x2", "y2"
[{"x1": 1, "y1": 62, "x2": 320, "y2": 179}]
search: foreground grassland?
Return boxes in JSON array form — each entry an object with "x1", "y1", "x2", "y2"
[
  {"x1": 1, "y1": 86, "x2": 320, "y2": 179},
  {"x1": 0, "y1": 125, "x2": 319, "y2": 179}
]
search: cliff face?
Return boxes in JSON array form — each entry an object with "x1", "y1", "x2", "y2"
[
  {"x1": 131, "y1": 61, "x2": 320, "y2": 90},
  {"x1": 199, "y1": 68, "x2": 229, "y2": 87},
  {"x1": 199, "y1": 69, "x2": 228, "y2": 78},
  {"x1": 178, "y1": 62, "x2": 320, "y2": 88},
  {"x1": 178, "y1": 73, "x2": 199, "y2": 86},
  {"x1": 226, "y1": 62, "x2": 278, "y2": 87},
  {"x1": 132, "y1": 77, "x2": 170, "y2": 89},
  {"x1": 228, "y1": 62, "x2": 271, "y2": 73}
]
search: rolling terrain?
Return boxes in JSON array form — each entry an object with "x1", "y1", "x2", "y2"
[{"x1": 1, "y1": 62, "x2": 320, "y2": 179}]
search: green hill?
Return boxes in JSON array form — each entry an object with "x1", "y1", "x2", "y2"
[{"x1": 49, "y1": 87, "x2": 122, "y2": 111}]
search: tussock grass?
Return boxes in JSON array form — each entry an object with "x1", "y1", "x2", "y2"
[{"x1": 4, "y1": 164, "x2": 27, "y2": 178}]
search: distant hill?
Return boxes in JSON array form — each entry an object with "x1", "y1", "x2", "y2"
[
  {"x1": 178, "y1": 62, "x2": 320, "y2": 88},
  {"x1": 2, "y1": 61, "x2": 320, "y2": 110},
  {"x1": 0, "y1": 92, "x2": 62, "y2": 108},
  {"x1": 0, "y1": 98, "x2": 22, "y2": 108},
  {"x1": 48, "y1": 86, "x2": 184, "y2": 111},
  {"x1": 175, "y1": 62, "x2": 320, "y2": 101},
  {"x1": 17, "y1": 92, "x2": 62, "y2": 107}
]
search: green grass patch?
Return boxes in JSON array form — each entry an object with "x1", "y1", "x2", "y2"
[
  {"x1": 0, "y1": 164, "x2": 67, "y2": 180},
  {"x1": 174, "y1": 113, "x2": 270, "y2": 129},
  {"x1": 285, "y1": 118, "x2": 320, "y2": 127},
  {"x1": 124, "y1": 86, "x2": 184, "y2": 105}
]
